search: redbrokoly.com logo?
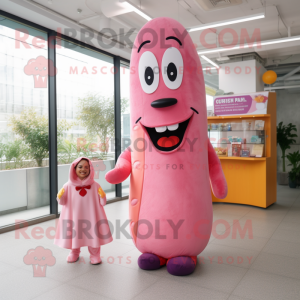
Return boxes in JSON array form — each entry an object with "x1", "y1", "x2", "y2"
[{"x1": 24, "y1": 56, "x2": 57, "y2": 88}]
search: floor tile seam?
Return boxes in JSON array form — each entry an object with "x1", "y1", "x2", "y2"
[
  {"x1": 211, "y1": 238, "x2": 269, "y2": 253},
  {"x1": 200, "y1": 256, "x2": 257, "y2": 271},
  {"x1": 194, "y1": 262, "x2": 250, "y2": 295},
  {"x1": 231, "y1": 251, "x2": 300, "y2": 296},
  {"x1": 260, "y1": 207, "x2": 295, "y2": 255},
  {"x1": 67, "y1": 267, "x2": 160, "y2": 300},
  {"x1": 116, "y1": 245, "x2": 137, "y2": 256},
  {"x1": 215, "y1": 210, "x2": 252, "y2": 235},
  {"x1": 130, "y1": 273, "x2": 231, "y2": 300},
  {"x1": 128, "y1": 276, "x2": 166, "y2": 300},
  {"x1": 112, "y1": 239, "x2": 135, "y2": 247},
  {"x1": 104, "y1": 259, "x2": 167, "y2": 278},
  {"x1": 0, "y1": 265, "x2": 24, "y2": 277},
  {"x1": 44, "y1": 263, "x2": 106, "y2": 284},
  {"x1": 245, "y1": 265, "x2": 300, "y2": 283},
  {"x1": 226, "y1": 268, "x2": 253, "y2": 300},
  {"x1": 28, "y1": 282, "x2": 66, "y2": 300},
  {"x1": 29, "y1": 281, "x2": 113, "y2": 300}
]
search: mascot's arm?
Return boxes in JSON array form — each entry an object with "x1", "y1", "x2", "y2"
[
  {"x1": 105, "y1": 147, "x2": 132, "y2": 184},
  {"x1": 207, "y1": 139, "x2": 228, "y2": 199}
]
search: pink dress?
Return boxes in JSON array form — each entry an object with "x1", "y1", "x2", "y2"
[{"x1": 54, "y1": 157, "x2": 113, "y2": 249}]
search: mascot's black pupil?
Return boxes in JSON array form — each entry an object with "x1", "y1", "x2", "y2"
[
  {"x1": 145, "y1": 67, "x2": 154, "y2": 85},
  {"x1": 167, "y1": 63, "x2": 177, "y2": 82}
]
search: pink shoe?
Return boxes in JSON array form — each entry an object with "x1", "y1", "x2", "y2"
[
  {"x1": 67, "y1": 249, "x2": 80, "y2": 263},
  {"x1": 90, "y1": 257, "x2": 102, "y2": 265},
  {"x1": 88, "y1": 246, "x2": 101, "y2": 265}
]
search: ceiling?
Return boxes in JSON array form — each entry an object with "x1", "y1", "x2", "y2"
[{"x1": 1, "y1": 0, "x2": 300, "y2": 85}]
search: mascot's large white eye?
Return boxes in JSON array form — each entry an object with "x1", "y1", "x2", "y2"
[
  {"x1": 138, "y1": 51, "x2": 159, "y2": 94},
  {"x1": 161, "y1": 47, "x2": 183, "y2": 90}
]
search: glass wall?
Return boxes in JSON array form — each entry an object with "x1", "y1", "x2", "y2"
[
  {"x1": 206, "y1": 94, "x2": 214, "y2": 107},
  {"x1": 120, "y1": 62, "x2": 130, "y2": 196},
  {"x1": 200, "y1": 56, "x2": 219, "y2": 92},
  {"x1": 0, "y1": 11, "x2": 131, "y2": 229},
  {"x1": 56, "y1": 39, "x2": 117, "y2": 210},
  {"x1": 0, "y1": 17, "x2": 50, "y2": 226}
]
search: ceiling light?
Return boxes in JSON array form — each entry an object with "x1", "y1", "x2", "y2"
[
  {"x1": 201, "y1": 55, "x2": 219, "y2": 68},
  {"x1": 197, "y1": 35, "x2": 300, "y2": 55},
  {"x1": 188, "y1": 12, "x2": 265, "y2": 32},
  {"x1": 121, "y1": 0, "x2": 152, "y2": 21}
]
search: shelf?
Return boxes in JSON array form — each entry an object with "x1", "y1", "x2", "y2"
[
  {"x1": 210, "y1": 92, "x2": 276, "y2": 208},
  {"x1": 208, "y1": 130, "x2": 265, "y2": 132},
  {"x1": 208, "y1": 114, "x2": 270, "y2": 120},
  {"x1": 211, "y1": 143, "x2": 265, "y2": 145},
  {"x1": 218, "y1": 157, "x2": 266, "y2": 161}
]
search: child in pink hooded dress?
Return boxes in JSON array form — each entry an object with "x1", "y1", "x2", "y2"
[{"x1": 54, "y1": 157, "x2": 113, "y2": 264}]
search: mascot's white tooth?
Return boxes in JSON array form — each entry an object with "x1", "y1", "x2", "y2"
[
  {"x1": 155, "y1": 126, "x2": 167, "y2": 133},
  {"x1": 167, "y1": 124, "x2": 179, "y2": 131}
]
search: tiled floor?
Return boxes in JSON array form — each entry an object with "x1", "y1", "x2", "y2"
[{"x1": 0, "y1": 185, "x2": 300, "y2": 300}]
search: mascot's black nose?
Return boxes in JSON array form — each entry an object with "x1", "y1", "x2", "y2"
[{"x1": 151, "y1": 98, "x2": 177, "y2": 108}]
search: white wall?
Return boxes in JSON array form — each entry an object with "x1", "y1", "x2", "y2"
[
  {"x1": 256, "y1": 60, "x2": 267, "y2": 92},
  {"x1": 219, "y1": 60, "x2": 256, "y2": 93},
  {"x1": 219, "y1": 60, "x2": 266, "y2": 94}
]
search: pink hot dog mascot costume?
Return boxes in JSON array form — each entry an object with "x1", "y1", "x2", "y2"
[{"x1": 106, "y1": 17, "x2": 227, "y2": 276}]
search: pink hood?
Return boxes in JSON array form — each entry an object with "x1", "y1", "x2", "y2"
[{"x1": 69, "y1": 157, "x2": 95, "y2": 186}]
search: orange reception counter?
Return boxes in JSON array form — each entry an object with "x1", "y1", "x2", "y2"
[{"x1": 208, "y1": 92, "x2": 277, "y2": 208}]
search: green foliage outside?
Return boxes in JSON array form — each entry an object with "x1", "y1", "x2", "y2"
[
  {"x1": 7, "y1": 108, "x2": 71, "y2": 167},
  {"x1": 57, "y1": 139, "x2": 107, "y2": 165},
  {"x1": 0, "y1": 95, "x2": 129, "y2": 169},
  {"x1": 77, "y1": 94, "x2": 129, "y2": 153},
  {"x1": 58, "y1": 94, "x2": 129, "y2": 164}
]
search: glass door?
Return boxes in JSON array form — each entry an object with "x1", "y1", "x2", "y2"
[
  {"x1": 55, "y1": 38, "x2": 116, "y2": 210},
  {"x1": 0, "y1": 18, "x2": 50, "y2": 227}
]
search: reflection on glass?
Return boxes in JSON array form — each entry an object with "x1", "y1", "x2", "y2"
[
  {"x1": 208, "y1": 120, "x2": 266, "y2": 158},
  {"x1": 120, "y1": 63, "x2": 130, "y2": 196},
  {"x1": 56, "y1": 39, "x2": 120, "y2": 210},
  {"x1": 0, "y1": 21, "x2": 50, "y2": 227}
]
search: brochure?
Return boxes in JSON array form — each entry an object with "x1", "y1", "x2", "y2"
[
  {"x1": 232, "y1": 142, "x2": 242, "y2": 157},
  {"x1": 255, "y1": 120, "x2": 265, "y2": 130},
  {"x1": 251, "y1": 144, "x2": 264, "y2": 157}
]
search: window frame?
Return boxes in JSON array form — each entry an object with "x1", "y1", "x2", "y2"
[{"x1": 0, "y1": 10, "x2": 130, "y2": 226}]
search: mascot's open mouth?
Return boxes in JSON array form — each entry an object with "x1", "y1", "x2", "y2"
[{"x1": 142, "y1": 117, "x2": 191, "y2": 152}]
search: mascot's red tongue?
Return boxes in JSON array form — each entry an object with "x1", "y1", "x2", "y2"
[{"x1": 157, "y1": 136, "x2": 180, "y2": 148}]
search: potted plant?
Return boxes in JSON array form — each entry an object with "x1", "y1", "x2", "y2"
[
  {"x1": 286, "y1": 151, "x2": 300, "y2": 188},
  {"x1": 277, "y1": 122, "x2": 297, "y2": 185}
]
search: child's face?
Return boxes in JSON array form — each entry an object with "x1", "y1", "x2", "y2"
[{"x1": 76, "y1": 160, "x2": 90, "y2": 180}]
